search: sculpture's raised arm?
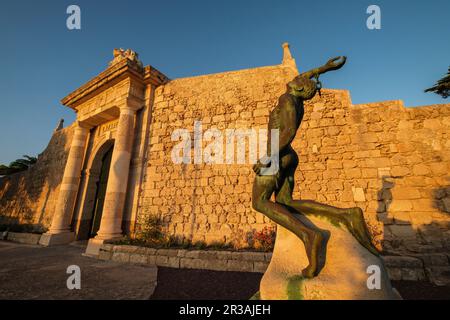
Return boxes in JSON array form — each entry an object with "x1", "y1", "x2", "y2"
[{"x1": 300, "y1": 56, "x2": 347, "y2": 79}]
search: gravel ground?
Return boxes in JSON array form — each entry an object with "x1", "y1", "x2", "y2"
[
  {"x1": 1, "y1": 241, "x2": 448, "y2": 300},
  {"x1": 0, "y1": 241, "x2": 157, "y2": 300}
]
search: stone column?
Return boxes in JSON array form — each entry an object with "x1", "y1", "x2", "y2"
[
  {"x1": 96, "y1": 105, "x2": 137, "y2": 240},
  {"x1": 40, "y1": 122, "x2": 90, "y2": 246}
]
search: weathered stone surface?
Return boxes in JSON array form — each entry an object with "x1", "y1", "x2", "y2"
[
  {"x1": 254, "y1": 261, "x2": 269, "y2": 273},
  {"x1": 180, "y1": 258, "x2": 207, "y2": 269},
  {"x1": 102, "y1": 244, "x2": 268, "y2": 272},
  {"x1": 203, "y1": 259, "x2": 228, "y2": 271},
  {"x1": 115, "y1": 245, "x2": 140, "y2": 253},
  {"x1": 400, "y1": 268, "x2": 426, "y2": 281},
  {"x1": 426, "y1": 266, "x2": 450, "y2": 286},
  {"x1": 112, "y1": 252, "x2": 130, "y2": 263},
  {"x1": 6, "y1": 232, "x2": 42, "y2": 245},
  {"x1": 260, "y1": 217, "x2": 401, "y2": 300},
  {"x1": 227, "y1": 260, "x2": 254, "y2": 272},
  {"x1": 129, "y1": 253, "x2": 149, "y2": 264},
  {"x1": 382, "y1": 256, "x2": 423, "y2": 268},
  {"x1": 98, "y1": 248, "x2": 113, "y2": 261}
]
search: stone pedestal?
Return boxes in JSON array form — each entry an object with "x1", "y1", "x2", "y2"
[
  {"x1": 84, "y1": 238, "x2": 108, "y2": 257},
  {"x1": 260, "y1": 215, "x2": 401, "y2": 300},
  {"x1": 39, "y1": 231, "x2": 75, "y2": 246}
]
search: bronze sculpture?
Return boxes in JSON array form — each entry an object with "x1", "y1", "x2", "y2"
[{"x1": 252, "y1": 56, "x2": 379, "y2": 279}]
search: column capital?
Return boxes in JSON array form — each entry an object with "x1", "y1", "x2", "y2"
[
  {"x1": 118, "y1": 96, "x2": 143, "y2": 113},
  {"x1": 118, "y1": 107, "x2": 137, "y2": 117}
]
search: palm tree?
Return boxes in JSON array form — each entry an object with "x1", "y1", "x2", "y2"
[
  {"x1": 425, "y1": 67, "x2": 450, "y2": 99},
  {"x1": 0, "y1": 155, "x2": 37, "y2": 176}
]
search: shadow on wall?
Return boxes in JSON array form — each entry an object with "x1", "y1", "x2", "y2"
[
  {"x1": 0, "y1": 216, "x2": 46, "y2": 234},
  {"x1": 0, "y1": 128, "x2": 69, "y2": 232},
  {"x1": 376, "y1": 175, "x2": 450, "y2": 252},
  {"x1": 377, "y1": 176, "x2": 394, "y2": 217},
  {"x1": 433, "y1": 183, "x2": 450, "y2": 215},
  {"x1": 375, "y1": 175, "x2": 450, "y2": 285}
]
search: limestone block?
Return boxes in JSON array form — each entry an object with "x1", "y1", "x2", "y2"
[
  {"x1": 129, "y1": 253, "x2": 149, "y2": 264},
  {"x1": 419, "y1": 254, "x2": 449, "y2": 267},
  {"x1": 98, "y1": 249, "x2": 113, "y2": 261},
  {"x1": 39, "y1": 232, "x2": 75, "y2": 247},
  {"x1": 204, "y1": 259, "x2": 228, "y2": 271},
  {"x1": 386, "y1": 268, "x2": 402, "y2": 280},
  {"x1": 412, "y1": 164, "x2": 431, "y2": 176},
  {"x1": 426, "y1": 266, "x2": 450, "y2": 286},
  {"x1": 389, "y1": 200, "x2": 413, "y2": 212},
  {"x1": 242, "y1": 252, "x2": 266, "y2": 262},
  {"x1": 227, "y1": 260, "x2": 254, "y2": 272},
  {"x1": 7, "y1": 232, "x2": 42, "y2": 245},
  {"x1": 352, "y1": 187, "x2": 366, "y2": 202},
  {"x1": 390, "y1": 166, "x2": 410, "y2": 177},
  {"x1": 112, "y1": 252, "x2": 130, "y2": 263},
  {"x1": 216, "y1": 251, "x2": 233, "y2": 260},
  {"x1": 254, "y1": 261, "x2": 270, "y2": 273},
  {"x1": 260, "y1": 216, "x2": 401, "y2": 300},
  {"x1": 180, "y1": 258, "x2": 207, "y2": 269},
  {"x1": 401, "y1": 268, "x2": 425, "y2": 281},
  {"x1": 382, "y1": 255, "x2": 423, "y2": 269},
  {"x1": 156, "y1": 249, "x2": 179, "y2": 257}
]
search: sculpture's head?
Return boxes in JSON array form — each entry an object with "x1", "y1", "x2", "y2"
[{"x1": 287, "y1": 76, "x2": 317, "y2": 100}]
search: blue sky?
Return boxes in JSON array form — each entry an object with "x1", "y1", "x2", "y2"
[{"x1": 0, "y1": 0, "x2": 449, "y2": 164}]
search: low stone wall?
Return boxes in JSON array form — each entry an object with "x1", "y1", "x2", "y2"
[
  {"x1": 99, "y1": 244, "x2": 271, "y2": 273},
  {"x1": 98, "y1": 244, "x2": 436, "y2": 282},
  {"x1": 5, "y1": 232, "x2": 42, "y2": 245}
]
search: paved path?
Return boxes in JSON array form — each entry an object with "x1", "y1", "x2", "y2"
[{"x1": 0, "y1": 241, "x2": 157, "y2": 300}]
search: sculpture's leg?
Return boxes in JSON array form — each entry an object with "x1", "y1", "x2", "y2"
[
  {"x1": 275, "y1": 172, "x2": 379, "y2": 256},
  {"x1": 252, "y1": 175, "x2": 324, "y2": 278}
]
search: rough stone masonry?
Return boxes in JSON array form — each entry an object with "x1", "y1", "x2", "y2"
[{"x1": 0, "y1": 44, "x2": 449, "y2": 280}]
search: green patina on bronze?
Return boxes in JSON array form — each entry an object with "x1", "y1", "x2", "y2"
[
  {"x1": 249, "y1": 291, "x2": 261, "y2": 300},
  {"x1": 287, "y1": 275, "x2": 304, "y2": 300},
  {"x1": 252, "y1": 56, "x2": 379, "y2": 280}
]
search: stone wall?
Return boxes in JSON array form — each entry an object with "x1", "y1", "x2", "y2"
[
  {"x1": 138, "y1": 64, "x2": 450, "y2": 277},
  {"x1": 0, "y1": 125, "x2": 74, "y2": 229},
  {"x1": 139, "y1": 64, "x2": 298, "y2": 246},
  {"x1": 293, "y1": 93, "x2": 450, "y2": 252}
]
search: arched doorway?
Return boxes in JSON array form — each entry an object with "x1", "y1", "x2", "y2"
[
  {"x1": 75, "y1": 139, "x2": 115, "y2": 240},
  {"x1": 89, "y1": 145, "x2": 113, "y2": 237}
]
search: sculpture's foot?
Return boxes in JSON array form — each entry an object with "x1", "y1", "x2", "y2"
[
  {"x1": 301, "y1": 231, "x2": 324, "y2": 278},
  {"x1": 345, "y1": 208, "x2": 380, "y2": 256}
]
